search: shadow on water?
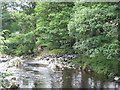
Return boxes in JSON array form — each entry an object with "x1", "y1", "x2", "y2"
[{"x1": 2, "y1": 59, "x2": 120, "y2": 88}]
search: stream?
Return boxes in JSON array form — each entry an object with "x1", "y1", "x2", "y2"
[{"x1": 0, "y1": 55, "x2": 120, "y2": 88}]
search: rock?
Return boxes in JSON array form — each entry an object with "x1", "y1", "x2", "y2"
[
  {"x1": 45, "y1": 57, "x2": 50, "y2": 61},
  {"x1": 61, "y1": 68, "x2": 64, "y2": 71},
  {"x1": 48, "y1": 63, "x2": 57, "y2": 72},
  {"x1": 32, "y1": 54, "x2": 77, "y2": 71},
  {"x1": 58, "y1": 57, "x2": 63, "y2": 60},
  {"x1": 64, "y1": 65, "x2": 67, "y2": 68},
  {"x1": 78, "y1": 67, "x2": 82, "y2": 70},
  {"x1": 7, "y1": 57, "x2": 23, "y2": 68},
  {"x1": 56, "y1": 76, "x2": 61, "y2": 78},
  {"x1": 64, "y1": 58, "x2": 68, "y2": 62},
  {"x1": 71, "y1": 64, "x2": 75, "y2": 67},
  {"x1": 67, "y1": 66, "x2": 72, "y2": 69},
  {"x1": 57, "y1": 77, "x2": 63, "y2": 82},
  {"x1": 10, "y1": 82, "x2": 19, "y2": 89},
  {"x1": 55, "y1": 55, "x2": 59, "y2": 58},
  {"x1": 0, "y1": 58, "x2": 9, "y2": 62},
  {"x1": 114, "y1": 76, "x2": 120, "y2": 81},
  {"x1": 0, "y1": 54, "x2": 6, "y2": 58},
  {"x1": 11, "y1": 77, "x2": 16, "y2": 80},
  {"x1": 0, "y1": 55, "x2": 13, "y2": 62},
  {"x1": 88, "y1": 69, "x2": 94, "y2": 72},
  {"x1": 82, "y1": 68, "x2": 87, "y2": 71}
]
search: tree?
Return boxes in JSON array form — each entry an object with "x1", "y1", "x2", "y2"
[
  {"x1": 1, "y1": 2, "x2": 37, "y2": 55},
  {"x1": 68, "y1": 2, "x2": 119, "y2": 59},
  {"x1": 2, "y1": 2, "x2": 13, "y2": 30},
  {"x1": 35, "y1": 2, "x2": 75, "y2": 49}
]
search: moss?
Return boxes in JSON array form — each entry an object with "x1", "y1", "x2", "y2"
[{"x1": 72, "y1": 55, "x2": 119, "y2": 77}]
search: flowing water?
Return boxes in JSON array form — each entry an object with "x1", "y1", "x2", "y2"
[{"x1": 0, "y1": 58, "x2": 120, "y2": 88}]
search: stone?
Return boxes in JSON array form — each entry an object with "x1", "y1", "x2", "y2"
[
  {"x1": 114, "y1": 76, "x2": 120, "y2": 81},
  {"x1": 10, "y1": 82, "x2": 19, "y2": 89},
  {"x1": 82, "y1": 68, "x2": 87, "y2": 71},
  {"x1": 11, "y1": 77, "x2": 16, "y2": 80},
  {"x1": 7, "y1": 57, "x2": 23, "y2": 68},
  {"x1": 61, "y1": 68, "x2": 64, "y2": 71},
  {"x1": 88, "y1": 69, "x2": 94, "y2": 72},
  {"x1": 45, "y1": 57, "x2": 50, "y2": 61}
]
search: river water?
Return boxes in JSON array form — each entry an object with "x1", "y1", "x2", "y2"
[{"x1": 0, "y1": 58, "x2": 120, "y2": 88}]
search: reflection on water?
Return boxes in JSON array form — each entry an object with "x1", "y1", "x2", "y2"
[{"x1": 2, "y1": 60, "x2": 120, "y2": 88}]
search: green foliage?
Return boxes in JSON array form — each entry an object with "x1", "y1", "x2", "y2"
[
  {"x1": 2, "y1": 3, "x2": 12, "y2": 30},
  {"x1": 0, "y1": 33, "x2": 9, "y2": 53},
  {"x1": 10, "y1": 12, "x2": 36, "y2": 33},
  {"x1": 1, "y1": 30, "x2": 11, "y2": 39},
  {"x1": 68, "y1": 3, "x2": 119, "y2": 59},
  {"x1": 50, "y1": 49, "x2": 66, "y2": 54},
  {"x1": 35, "y1": 2, "x2": 75, "y2": 49},
  {"x1": 50, "y1": 48, "x2": 74, "y2": 54},
  {"x1": 73, "y1": 55, "x2": 118, "y2": 76},
  {"x1": 1, "y1": 32, "x2": 35, "y2": 55},
  {"x1": 69, "y1": 2, "x2": 120, "y2": 76}
]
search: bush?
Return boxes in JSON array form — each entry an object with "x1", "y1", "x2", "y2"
[{"x1": 72, "y1": 55, "x2": 119, "y2": 76}]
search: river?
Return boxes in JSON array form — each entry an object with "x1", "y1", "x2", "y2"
[{"x1": 0, "y1": 56, "x2": 120, "y2": 88}]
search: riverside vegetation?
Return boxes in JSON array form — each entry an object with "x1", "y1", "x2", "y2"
[{"x1": 0, "y1": 2, "x2": 120, "y2": 82}]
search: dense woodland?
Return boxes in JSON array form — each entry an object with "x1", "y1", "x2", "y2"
[{"x1": 0, "y1": 2, "x2": 120, "y2": 76}]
